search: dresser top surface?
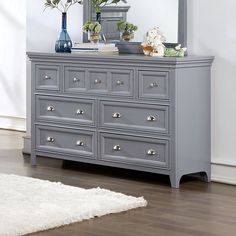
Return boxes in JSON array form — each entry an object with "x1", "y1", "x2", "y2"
[{"x1": 27, "y1": 52, "x2": 214, "y2": 67}]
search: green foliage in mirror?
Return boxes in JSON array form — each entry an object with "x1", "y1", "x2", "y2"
[
  {"x1": 83, "y1": 21, "x2": 102, "y2": 33},
  {"x1": 92, "y1": 0, "x2": 127, "y2": 12},
  {"x1": 117, "y1": 21, "x2": 138, "y2": 33}
]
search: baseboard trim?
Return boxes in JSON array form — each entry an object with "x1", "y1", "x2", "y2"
[
  {"x1": 211, "y1": 163, "x2": 236, "y2": 185},
  {"x1": 0, "y1": 116, "x2": 26, "y2": 132}
]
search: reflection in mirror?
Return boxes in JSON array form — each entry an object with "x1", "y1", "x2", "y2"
[
  {"x1": 90, "y1": 0, "x2": 179, "y2": 43},
  {"x1": 118, "y1": 0, "x2": 179, "y2": 43},
  {"x1": 84, "y1": 0, "x2": 188, "y2": 48}
]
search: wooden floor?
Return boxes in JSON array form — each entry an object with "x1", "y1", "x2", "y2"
[{"x1": 0, "y1": 130, "x2": 236, "y2": 236}]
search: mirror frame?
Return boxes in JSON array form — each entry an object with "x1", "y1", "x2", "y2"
[{"x1": 83, "y1": 0, "x2": 187, "y2": 48}]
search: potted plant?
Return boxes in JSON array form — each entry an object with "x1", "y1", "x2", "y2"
[
  {"x1": 83, "y1": 21, "x2": 102, "y2": 43},
  {"x1": 44, "y1": 0, "x2": 83, "y2": 53},
  {"x1": 117, "y1": 21, "x2": 138, "y2": 42},
  {"x1": 92, "y1": 0, "x2": 127, "y2": 22}
]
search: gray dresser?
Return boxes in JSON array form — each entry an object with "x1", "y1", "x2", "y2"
[{"x1": 28, "y1": 52, "x2": 214, "y2": 188}]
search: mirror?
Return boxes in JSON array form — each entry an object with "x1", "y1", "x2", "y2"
[
  {"x1": 83, "y1": 0, "x2": 187, "y2": 47},
  {"x1": 112, "y1": 0, "x2": 178, "y2": 43}
]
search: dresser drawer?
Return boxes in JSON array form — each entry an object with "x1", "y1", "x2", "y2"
[
  {"x1": 36, "y1": 95, "x2": 95, "y2": 126},
  {"x1": 36, "y1": 65, "x2": 60, "y2": 91},
  {"x1": 63, "y1": 66, "x2": 134, "y2": 97},
  {"x1": 64, "y1": 67, "x2": 86, "y2": 92},
  {"x1": 88, "y1": 69, "x2": 108, "y2": 93},
  {"x1": 138, "y1": 70, "x2": 170, "y2": 100},
  {"x1": 36, "y1": 125, "x2": 96, "y2": 158},
  {"x1": 100, "y1": 101, "x2": 169, "y2": 134},
  {"x1": 110, "y1": 70, "x2": 134, "y2": 96},
  {"x1": 100, "y1": 133, "x2": 169, "y2": 169}
]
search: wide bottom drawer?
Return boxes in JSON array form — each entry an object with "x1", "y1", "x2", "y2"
[
  {"x1": 99, "y1": 132, "x2": 170, "y2": 169},
  {"x1": 35, "y1": 125, "x2": 96, "y2": 159}
]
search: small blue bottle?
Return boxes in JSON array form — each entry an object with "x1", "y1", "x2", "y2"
[{"x1": 55, "y1": 12, "x2": 72, "y2": 53}]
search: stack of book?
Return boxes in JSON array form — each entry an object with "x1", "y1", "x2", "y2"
[{"x1": 71, "y1": 43, "x2": 119, "y2": 54}]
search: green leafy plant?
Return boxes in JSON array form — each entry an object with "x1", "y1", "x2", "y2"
[
  {"x1": 44, "y1": 0, "x2": 83, "y2": 12},
  {"x1": 83, "y1": 21, "x2": 102, "y2": 33},
  {"x1": 92, "y1": 0, "x2": 127, "y2": 12},
  {"x1": 117, "y1": 21, "x2": 138, "y2": 33}
]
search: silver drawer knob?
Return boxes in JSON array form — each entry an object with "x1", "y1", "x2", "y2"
[
  {"x1": 147, "y1": 115, "x2": 156, "y2": 122},
  {"x1": 147, "y1": 149, "x2": 156, "y2": 156},
  {"x1": 73, "y1": 77, "x2": 80, "y2": 82},
  {"x1": 113, "y1": 112, "x2": 122, "y2": 118},
  {"x1": 76, "y1": 140, "x2": 84, "y2": 146},
  {"x1": 77, "y1": 109, "x2": 85, "y2": 115},
  {"x1": 45, "y1": 75, "x2": 51, "y2": 80},
  {"x1": 150, "y1": 82, "x2": 158, "y2": 88},
  {"x1": 113, "y1": 145, "x2": 121, "y2": 151},
  {"x1": 47, "y1": 137, "x2": 55, "y2": 143},
  {"x1": 116, "y1": 80, "x2": 124, "y2": 85},
  {"x1": 94, "y1": 79, "x2": 102, "y2": 84},
  {"x1": 47, "y1": 106, "x2": 55, "y2": 112}
]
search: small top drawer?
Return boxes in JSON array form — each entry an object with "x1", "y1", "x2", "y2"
[
  {"x1": 35, "y1": 65, "x2": 60, "y2": 91},
  {"x1": 64, "y1": 67, "x2": 86, "y2": 93},
  {"x1": 35, "y1": 95, "x2": 95, "y2": 127},
  {"x1": 138, "y1": 70, "x2": 170, "y2": 100},
  {"x1": 64, "y1": 65, "x2": 134, "y2": 97},
  {"x1": 100, "y1": 101, "x2": 169, "y2": 134},
  {"x1": 88, "y1": 69, "x2": 108, "y2": 93},
  {"x1": 110, "y1": 70, "x2": 134, "y2": 96}
]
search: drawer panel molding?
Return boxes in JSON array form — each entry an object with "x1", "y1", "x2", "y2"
[
  {"x1": 138, "y1": 70, "x2": 170, "y2": 100},
  {"x1": 64, "y1": 66, "x2": 134, "y2": 97},
  {"x1": 99, "y1": 132, "x2": 170, "y2": 169},
  {"x1": 64, "y1": 67, "x2": 86, "y2": 92},
  {"x1": 36, "y1": 64, "x2": 60, "y2": 91},
  {"x1": 36, "y1": 95, "x2": 96, "y2": 127},
  {"x1": 100, "y1": 101, "x2": 169, "y2": 134},
  {"x1": 36, "y1": 125, "x2": 96, "y2": 158}
]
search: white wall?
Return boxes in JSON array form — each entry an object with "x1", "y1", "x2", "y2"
[
  {"x1": 24, "y1": 0, "x2": 236, "y2": 183},
  {"x1": 188, "y1": 0, "x2": 236, "y2": 183},
  {"x1": 0, "y1": 1, "x2": 26, "y2": 131}
]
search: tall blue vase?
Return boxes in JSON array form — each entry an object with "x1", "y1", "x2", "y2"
[
  {"x1": 96, "y1": 12, "x2": 101, "y2": 24},
  {"x1": 55, "y1": 12, "x2": 72, "y2": 53}
]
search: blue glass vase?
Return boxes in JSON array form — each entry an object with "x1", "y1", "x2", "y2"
[
  {"x1": 96, "y1": 12, "x2": 101, "y2": 24},
  {"x1": 55, "y1": 12, "x2": 72, "y2": 53}
]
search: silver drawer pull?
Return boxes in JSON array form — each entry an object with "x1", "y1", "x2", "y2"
[
  {"x1": 47, "y1": 106, "x2": 55, "y2": 112},
  {"x1": 77, "y1": 109, "x2": 85, "y2": 115},
  {"x1": 47, "y1": 137, "x2": 55, "y2": 143},
  {"x1": 94, "y1": 79, "x2": 102, "y2": 84},
  {"x1": 116, "y1": 80, "x2": 124, "y2": 85},
  {"x1": 73, "y1": 77, "x2": 80, "y2": 82},
  {"x1": 113, "y1": 112, "x2": 122, "y2": 118},
  {"x1": 147, "y1": 149, "x2": 156, "y2": 156},
  {"x1": 150, "y1": 82, "x2": 158, "y2": 88},
  {"x1": 113, "y1": 145, "x2": 121, "y2": 151},
  {"x1": 45, "y1": 75, "x2": 51, "y2": 80},
  {"x1": 147, "y1": 115, "x2": 156, "y2": 122},
  {"x1": 76, "y1": 140, "x2": 84, "y2": 146}
]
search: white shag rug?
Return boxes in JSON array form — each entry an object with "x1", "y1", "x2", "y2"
[{"x1": 0, "y1": 173, "x2": 147, "y2": 236}]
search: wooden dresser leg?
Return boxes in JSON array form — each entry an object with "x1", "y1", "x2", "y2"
[
  {"x1": 170, "y1": 175, "x2": 181, "y2": 188},
  {"x1": 201, "y1": 171, "x2": 211, "y2": 183},
  {"x1": 31, "y1": 152, "x2": 37, "y2": 166}
]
